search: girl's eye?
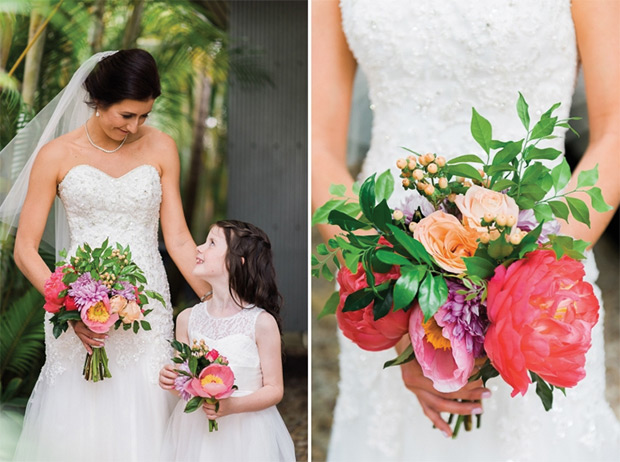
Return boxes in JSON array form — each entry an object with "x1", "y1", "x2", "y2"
[{"x1": 122, "y1": 114, "x2": 132, "y2": 119}]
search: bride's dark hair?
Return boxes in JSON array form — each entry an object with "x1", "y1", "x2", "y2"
[
  {"x1": 216, "y1": 220, "x2": 283, "y2": 332},
  {"x1": 84, "y1": 49, "x2": 161, "y2": 109}
]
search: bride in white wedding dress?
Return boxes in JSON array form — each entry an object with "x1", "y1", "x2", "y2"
[
  {"x1": 1, "y1": 50, "x2": 211, "y2": 461},
  {"x1": 312, "y1": 0, "x2": 620, "y2": 460}
]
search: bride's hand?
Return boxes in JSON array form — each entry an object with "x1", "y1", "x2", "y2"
[
  {"x1": 69, "y1": 320, "x2": 106, "y2": 355},
  {"x1": 400, "y1": 357, "x2": 491, "y2": 438},
  {"x1": 158, "y1": 363, "x2": 178, "y2": 391}
]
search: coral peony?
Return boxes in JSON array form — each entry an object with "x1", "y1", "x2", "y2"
[
  {"x1": 187, "y1": 364, "x2": 236, "y2": 399},
  {"x1": 80, "y1": 295, "x2": 118, "y2": 333},
  {"x1": 409, "y1": 303, "x2": 475, "y2": 392},
  {"x1": 455, "y1": 185, "x2": 519, "y2": 232},
  {"x1": 414, "y1": 211, "x2": 479, "y2": 274},
  {"x1": 336, "y1": 263, "x2": 411, "y2": 351},
  {"x1": 484, "y1": 249, "x2": 599, "y2": 397},
  {"x1": 43, "y1": 266, "x2": 70, "y2": 313}
]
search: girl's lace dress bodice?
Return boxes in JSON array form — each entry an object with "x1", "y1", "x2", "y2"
[
  {"x1": 14, "y1": 163, "x2": 174, "y2": 461},
  {"x1": 327, "y1": 1, "x2": 620, "y2": 461}
]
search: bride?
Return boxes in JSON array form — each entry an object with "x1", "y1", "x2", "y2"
[
  {"x1": 0, "y1": 49, "x2": 211, "y2": 461},
  {"x1": 312, "y1": 0, "x2": 620, "y2": 460}
]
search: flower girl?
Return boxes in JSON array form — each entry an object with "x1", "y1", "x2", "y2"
[{"x1": 159, "y1": 220, "x2": 295, "y2": 461}]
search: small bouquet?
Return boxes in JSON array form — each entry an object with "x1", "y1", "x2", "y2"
[
  {"x1": 313, "y1": 94, "x2": 611, "y2": 437},
  {"x1": 44, "y1": 238, "x2": 165, "y2": 382},
  {"x1": 170, "y1": 339, "x2": 237, "y2": 431}
]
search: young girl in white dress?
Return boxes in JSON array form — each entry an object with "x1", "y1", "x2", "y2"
[{"x1": 159, "y1": 220, "x2": 296, "y2": 461}]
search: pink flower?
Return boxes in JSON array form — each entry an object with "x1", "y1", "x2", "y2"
[
  {"x1": 80, "y1": 295, "x2": 119, "y2": 333},
  {"x1": 336, "y1": 263, "x2": 411, "y2": 351},
  {"x1": 205, "y1": 349, "x2": 220, "y2": 362},
  {"x1": 186, "y1": 364, "x2": 236, "y2": 399},
  {"x1": 43, "y1": 266, "x2": 70, "y2": 313},
  {"x1": 64, "y1": 296, "x2": 79, "y2": 311},
  {"x1": 109, "y1": 295, "x2": 128, "y2": 314},
  {"x1": 409, "y1": 303, "x2": 475, "y2": 392},
  {"x1": 484, "y1": 249, "x2": 599, "y2": 396}
]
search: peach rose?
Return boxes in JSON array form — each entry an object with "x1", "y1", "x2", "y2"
[
  {"x1": 118, "y1": 300, "x2": 143, "y2": 324},
  {"x1": 414, "y1": 211, "x2": 478, "y2": 274},
  {"x1": 109, "y1": 295, "x2": 128, "y2": 314},
  {"x1": 454, "y1": 185, "x2": 519, "y2": 232}
]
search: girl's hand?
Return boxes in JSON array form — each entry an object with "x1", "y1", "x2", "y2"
[
  {"x1": 202, "y1": 398, "x2": 237, "y2": 420},
  {"x1": 400, "y1": 357, "x2": 491, "y2": 438},
  {"x1": 70, "y1": 320, "x2": 106, "y2": 355},
  {"x1": 159, "y1": 363, "x2": 178, "y2": 391}
]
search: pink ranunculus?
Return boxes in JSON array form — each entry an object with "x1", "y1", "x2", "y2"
[
  {"x1": 80, "y1": 295, "x2": 118, "y2": 333},
  {"x1": 64, "y1": 296, "x2": 79, "y2": 311},
  {"x1": 205, "y1": 349, "x2": 220, "y2": 362},
  {"x1": 336, "y1": 263, "x2": 411, "y2": 351},
  {"x1": 186, "y1": 364, "x2": 236, "y2": 399},
  {"x1": 409, "y1": 303, "x2": 475, "y2": 393},
  {"x1": 484, "y1": 249, "x2": 599, "y2": 397},
  {"x1": 43, "y1": 266, "x2": 70, "y2": 313}
]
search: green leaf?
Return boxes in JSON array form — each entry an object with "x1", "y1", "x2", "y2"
[
  {"x1": 463, "y1": 256, "x2": 497, "y2": 279},
  {"x1": 471, "y1": 107, "x2": 492, "y2": 154},
  {"x1": 133, "y1": 321, "x2": 139, "y2": 334},
  {"x1": 491, "y1": 179, "x2": 517, "y2": 192},
  {"x1": 311, "y1": 254, "x2": 319, "y2": 266},
  {"x1": 576, "y1": 166, "x2": 598, "y2": 189},
  {"x1": 517, "y1": 92, "x2": 530, "y2": 129},
  {"x1": 548, "y1": 200, "x2": 570, "y2": 221},
  {"x1": 530, "y1": 372, "x2": 553, "y2": 411},
  {"x1": 342, "y1": 288, "x2": 374, "y2": 312},
  {"x1": 373, "y1": 288, "x2": 394, "y2": 320},
  {"x1": 140, "y1": 321, "x2": 151, "y2": 331},
  {"x1": 375, "y1": 249, "x2": 413, "y2": 267},
  {"x1": 318, "y1": 291, "x2": 340, "y2": 319},
  {"x1": 531, "y1": 116, "x2": 557, "y2": 140},
  {"x1": 585, "y1": 187, "x2": 613, "y2": 213},
  {"x1": 317, "y1": 243, "x2": 330, "y2": 256},
  {"x1": 446, "y1": 164, "x2": 483, "y2": 181},
  {"x1": 327, "y1": 210, "x2": 371, "y2": 231},
  {"x1": 566, "y1": 197, "x2": 591, "y2": 227},
  {"x1": 493, "y1": 140, "x2": 522, "y2": 165},
  {"x1": 447, "y1": 154, "x2": 484, "y2": 164},
  {"x1": 524, "y1": 147, "x2": 562, "y2": 162},
  {"x1": 184, "y1": 396, "x2": 204, "y2": 413},
  {"x1": 312, "y1": 199, "x2": 347, "y2": 225},
  {"x1": 375, "y1": 170, "x2": 394, "y2": 203},
  {"x1": 344, "y1": 251, "x2": 362, "y2": 273},
  {"x1": 488, "y1": 236, "x2": 514, "y2": 260},
  {"x1": 551, "y1": 158, "x2": 571, "y2": 193},
  {"x1": 393, "y1": 266, "x2": 426, "y2": 309},
  {"x1": 486, "y1": 164, "x2": 516, "y2": 177},
  {"x1": 383, "y1": 343, "x2": 416, "y2": 368},
  {"x1": 373, "y1": 199, "x2": 393, "y2": 232},
  {"x1": 329, "y1": 184, "x2": 347, "y2": 196},
  {"x1": 321, "y1": 264, "x2": 334, "y2": 281},
  {"x1": 533, "y1": 203, "x2": 553, "y2": 223},
  {"x1": 359, "y1": 174, "x2": 376, "y2": 221},
  {"x1": 386, "y1": 224, "x2": 434, "y2": 266},
  {"x1": 417, "y1": 273, "x2": 448, "y2": 322}
]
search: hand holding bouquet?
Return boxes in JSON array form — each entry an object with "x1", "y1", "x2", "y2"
[
  {"x1": 43, "y1": 238, "x2": 165, "y2": 382},
  {"x1": 313, "y1": 94, "x2": 611, "y2": 437},
  {"x1": 170, "y1": 339, "x2": 237, "y2": 431}
]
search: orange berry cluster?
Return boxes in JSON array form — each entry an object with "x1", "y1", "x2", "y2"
[
  {"x1": 396, "y1": 152, "x2": 448, "y2": 198},
  {"x1": 479, "y1": 213, "x2": 527, "y2": 246}
]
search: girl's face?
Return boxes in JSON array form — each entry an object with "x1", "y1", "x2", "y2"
[
  {"x1": 96, "y1": 98, "x2": 154, "y2": 141},
  {"x1": 193, "y1": 226, "x2": 229, "y2": 281}
]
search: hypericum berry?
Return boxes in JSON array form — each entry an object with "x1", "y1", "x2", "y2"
[
  {"x1": 510, "y1": 233, "x2": 523, "y2": 245},
  {"x1": 463, "y1": 180, "x2": 473, "y2": 188},
  {"x1": 393, "y1": 209, "x2": 404, "y2": 221},
  {"x1": 402, "y1": 178, "x2": 411, "y2": 188},
  {"x1": 424, "y1": 184, "x2": 435, "y2": 196},
  {"x1": 479, "y1": 232, "x2": 490, "y2": 244},
  {"x1": 417, "y1": 181, "x2": 428, "y2": 190},
  {"x1": 483, "y1": 212, "x2": 495, "y2": 223},
  {"x1": 407, "y1": 154, "x2": 417, "y2": 162},
  {"x1": 436, "y1": 156, "x2": 446, "y2": 167},
  {"x1": 447, "y1": 193, "x2": 457, "y2": 203},
  {"x1": 409, "y1": 222, "x2": 417, "y2": 233},
  {"x1": 427, "y1": 163, "x2": 438, "y2": 174},
  {"x1": 396, "y1": 158, "x2": 407, "y2": 169},
  {"x1": 456, "y1": 176, "x2": 464, "y2": 183},
  {"x1": 495, "y1": 214, "x2": 507, "y2": 227},
  {"x1": 408, "y1": 159, "x2": 416, "y2": 170},
  {"x1": 489, "y1": 229, "x2": 500, "y2": 241},
  {"x1": 506, "y1": 215, "x2": 517, "y2": 227},
  {"x1": 413, "y1": 169, "x2": 424, "y2": 180},
  {"x1": 438, "y1": 177, "x2": 448, "y2": 189},
  {"x1": 424, "y1": 153, "x2": 435, "y2": 163},
  {"x1": 478, "y1": 169, "x2": 486, "y2": 178}
]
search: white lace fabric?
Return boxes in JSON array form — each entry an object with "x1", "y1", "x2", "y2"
[{"x1": 327, "y1": 1, "x2": 620, "y2": 460}]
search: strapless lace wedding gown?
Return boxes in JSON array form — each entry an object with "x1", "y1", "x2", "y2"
[
  {"x1": 164, "y1": 303, "x2": 295, "y2": 461},
  {"x1": 328, "y1": 1, "x2": 620, "y2": 461},
  {"x1": 13, "y1": 164, "x2": 175, "y2": 461}
]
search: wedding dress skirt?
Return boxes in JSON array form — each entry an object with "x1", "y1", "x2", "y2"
[
  {"x1": 164, "y1": 304, "x2": 295, "y2": 461},
  {"x1": 327, "y1": 1, "x2": 620, "y2": 460},
  {"x1": 13, "y1": 165, "x2": 175, "y2": 462}
]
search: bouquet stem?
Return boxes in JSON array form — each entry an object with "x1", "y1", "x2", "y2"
[{"x1": 83, "y1": 347, "x2": 112, "y2": 382}]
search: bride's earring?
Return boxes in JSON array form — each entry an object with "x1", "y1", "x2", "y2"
[{"x1": 96, "y1": 110, "x2": 100, "y2": 117}]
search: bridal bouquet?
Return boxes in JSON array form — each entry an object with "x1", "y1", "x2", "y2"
[
  {"x1": 170, "y1": 339, "x2": 237, "y2": 431},
  {"x1": 313, "y1": 94, "x2": 611, "y2": 437},
  {"x1": 43, "y1": 238, "x2": 165, "y2": 382}
]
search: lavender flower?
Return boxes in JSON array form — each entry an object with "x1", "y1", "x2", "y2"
[
  {"x1": 68, "y1": 273, "x2": 109, "y2": 308},
  {"x1": 396, "y1": 192, "x2": 435, "y2": 223},
  {"x1": 440, "y1": 279, "x2": 488, "y2": 358},
  {"x1": 111, "y1": 281, "x2": 136, "y2": 301},
  {"x1": 174, "y1": 362, "x2": 193, "y2": 401},
  {"x1": 517, "y1": 209, "x2": 561, "y2": 243}
]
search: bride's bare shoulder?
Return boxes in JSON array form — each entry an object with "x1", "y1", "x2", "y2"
[{"x1": 33, "y1": 127, "x2": 84, "y2": 168}]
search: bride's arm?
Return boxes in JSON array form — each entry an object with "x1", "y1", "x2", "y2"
[
  {"x1": 562, "y1": 0, "x2": 620, "y2": 244},
  {"x1": 157, "y1": 133, "x2": 212, "y2": 299},
  {"x1": 312, "y1": 0, "x2": 489, "y2": 438},
  {"x1": 202, "y1": 312, "x2": 283, "y2": 418}
]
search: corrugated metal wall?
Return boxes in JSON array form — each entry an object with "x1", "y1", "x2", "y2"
[{"x1": 228, "y1": 1, "x2": 307, "y2": 332}]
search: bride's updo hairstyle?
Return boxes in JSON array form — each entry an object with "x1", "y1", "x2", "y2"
[
  {"x1": 84, "y1": 49, "x2": 161, "y2": 109},
  {"x1": 216, "y1": 220, "x2": 283, "y2": 333}
]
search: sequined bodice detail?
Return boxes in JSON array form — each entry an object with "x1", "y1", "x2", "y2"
[
  {"x1": 341, "y1": 0, "x2": 577, "y2": 195},
  {"x1": 188, "y1": 304, "x2": 264, "y2": 395},
  {"x1": 42, "y1": 164, "x2": 173, "y2": 385}
]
